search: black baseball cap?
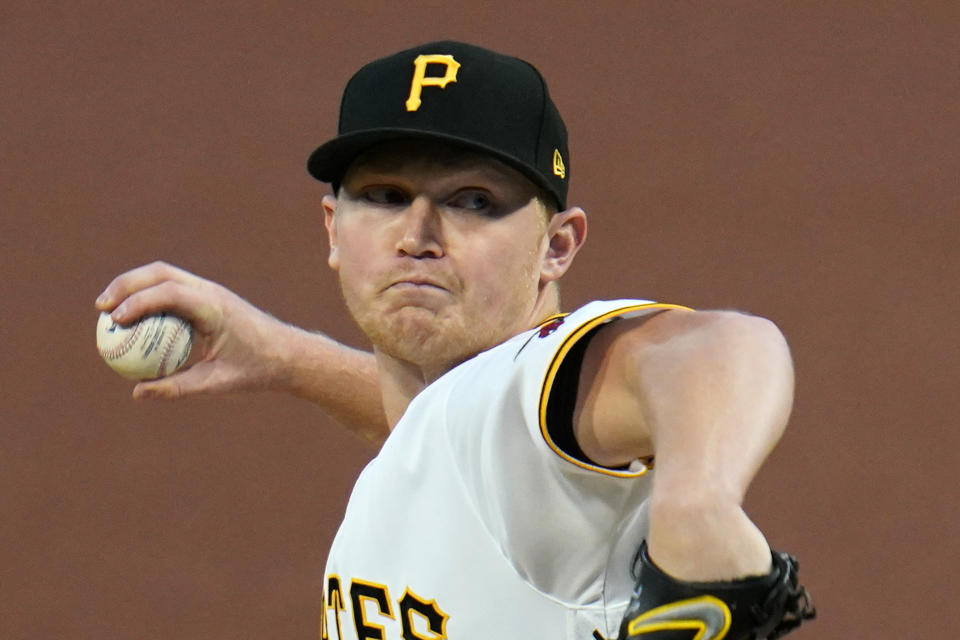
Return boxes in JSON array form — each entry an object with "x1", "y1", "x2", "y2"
[{"x1": 307, "y1": 41, "x2": 570, "y2": 209}]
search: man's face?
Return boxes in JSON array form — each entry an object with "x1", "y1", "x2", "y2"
[{"x1": 323, "y1": 141, "x2": 557, "y2": 376}]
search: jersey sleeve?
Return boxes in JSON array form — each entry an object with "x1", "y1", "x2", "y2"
[{"x1": 441, "y1": 299, "x2": 691, "y2": 608}]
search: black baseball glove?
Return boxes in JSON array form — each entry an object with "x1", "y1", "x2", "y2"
[{"x1": 618, "y1": 543, "x2": 815, "y2": 640}]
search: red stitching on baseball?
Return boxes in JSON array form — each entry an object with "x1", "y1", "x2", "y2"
[
  {"x1": 158, "y1": 320, "x2": 187, "y2": 376},
  {"x1": 99, "y1": 321, "x2": 145, "y2": 361}
]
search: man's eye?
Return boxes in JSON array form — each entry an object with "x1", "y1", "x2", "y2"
[
  {"x1": 449, "y1": 191, "x2": 491, "y2": 211},
  {"x1": 363, "y1": 186, "x2": 408, "y2": 205}
]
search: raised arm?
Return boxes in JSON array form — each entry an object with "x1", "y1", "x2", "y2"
[
  {"x1": 575, "y1": 309, "x2": 794, "y2": 580},
  {"x1": 96, "y1": 261, "x2": 387, "y2": 445}
]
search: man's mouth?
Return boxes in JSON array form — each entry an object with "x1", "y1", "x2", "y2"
[
  {"x1": 386, "y1": 275, "x2": 450, "y2": 292},
  {"x1": 390, "y1": 280, "x2": 446, "y2": 292}
]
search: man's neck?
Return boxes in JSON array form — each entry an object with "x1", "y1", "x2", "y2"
[
  {"x1": 375, "y1": 288, "x2": 562, "y2": 429},
  {"x1": 374, "y1": 347, "x2": 483, "y2": 427},
  {"x1": 375, "y1": 351, "x2": 433, "y2": 427}
]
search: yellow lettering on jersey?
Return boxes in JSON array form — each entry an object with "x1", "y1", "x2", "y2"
[
  {"x1": 351, "y1": 579, "x2": 395, "y2": 640},
  {"x1": 399, "y1": 588, "x2": 449, "y2": 640},
  {"x1": 324, "y1": 575, "x2": 346, "y2": 640},
  {"x1": 626, "y1": 595, "x2": 731, "y2": 640},
  {"x1": 405, "y1": 54, "x2": 460, "y2": 111},
  {"x1": 553, "y1": 149, "x2": 566, "y2": 179}
]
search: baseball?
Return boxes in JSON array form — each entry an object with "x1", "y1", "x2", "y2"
[{"x1": 96, "y1": 312, "x2": 193, "y2": 380}]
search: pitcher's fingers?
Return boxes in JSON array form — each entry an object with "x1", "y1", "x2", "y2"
[
  {"x1": 110, "y1": 280, "x2": 222, "y2": 334},
  {"x1": 96, "y1": 261, "x2": 203, "y2": 311},
  {"x1": 132, "y1": 361, "x2": 220, "y2": 400}
]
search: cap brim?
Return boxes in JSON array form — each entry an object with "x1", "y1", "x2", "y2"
[{"x1": 306, "y1": 129, "x2": 563, "y2": 208}]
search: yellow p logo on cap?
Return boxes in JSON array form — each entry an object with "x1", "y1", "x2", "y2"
[{"x1": 406, "y1": 54, "x2": 461, "y2": 112}]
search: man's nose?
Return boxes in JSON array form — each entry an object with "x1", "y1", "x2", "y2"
[{"x1": 396, "y1": 196, "x2": 443, "y2": 258}]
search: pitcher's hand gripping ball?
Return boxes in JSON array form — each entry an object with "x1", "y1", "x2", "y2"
[{"x1": 96, "y1": 312, "x2": 193, "y2": 380}]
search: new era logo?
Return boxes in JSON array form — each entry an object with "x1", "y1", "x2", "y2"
[{"x1": 553, "y1": 149, "x2": 566, "y2": 179}]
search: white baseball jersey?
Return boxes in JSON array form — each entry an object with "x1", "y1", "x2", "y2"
[{"x1": 320, "y1": 299, "x2": 687, "y2": 640}]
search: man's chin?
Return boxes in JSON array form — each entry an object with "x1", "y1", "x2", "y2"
[{"x1": 362, "y1": 308, "x2": 483, "y2": 371}]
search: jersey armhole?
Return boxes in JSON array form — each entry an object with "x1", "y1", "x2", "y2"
[
  {"x1": 538, "y1": 302, "x2": 692, "y2": 478},
  {"x1": 544, "y1": 324, "x2": 612, "y2": 468}
]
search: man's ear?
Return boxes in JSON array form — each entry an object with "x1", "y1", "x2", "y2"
[
  {"x1": 540, "y1": 206, "x2": 587, "y2": 284},
  {"x1": 322, "y1": 194, "x2": 340, "y2": 270}
]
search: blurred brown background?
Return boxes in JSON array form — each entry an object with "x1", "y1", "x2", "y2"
[{"x1": 1, "y1": 1, "x2": 957, "y2": 638}]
